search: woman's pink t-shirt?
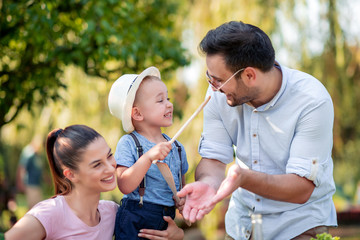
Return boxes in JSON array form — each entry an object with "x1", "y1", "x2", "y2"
[{"x1": 27, "y1": 195, "x2": 118, "y2": 240}]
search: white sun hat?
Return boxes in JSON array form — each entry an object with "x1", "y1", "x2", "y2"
[{"x1": 108, "y1": 66, "x2": 161, "y2": 133}]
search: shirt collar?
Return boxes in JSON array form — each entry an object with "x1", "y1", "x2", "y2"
[{"x1": 262, "y1": 61, "x2": 287, "y2": 111}]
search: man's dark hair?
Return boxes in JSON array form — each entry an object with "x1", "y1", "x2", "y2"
[{"x1": 199, "y1": 21, "x2": 275, "y2": 72}]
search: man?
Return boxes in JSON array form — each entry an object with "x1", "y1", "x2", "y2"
[
  {"x1": 16, "y1": 136, "x2": 43, "y2": 209},
  {"x1": 178, "y1": 21, "x2": 337, "y2": 239}
]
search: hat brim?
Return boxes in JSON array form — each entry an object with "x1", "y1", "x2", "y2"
[{"x1": 122, "y1": 66, "x2": 161, "y2": 132}]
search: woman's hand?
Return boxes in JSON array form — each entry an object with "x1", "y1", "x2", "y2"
[{"x1": 138, "y1": 216, "x2": 184, "y2": 240}]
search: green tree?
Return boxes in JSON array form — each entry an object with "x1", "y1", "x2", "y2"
[
  {"x1": 0, "y1": 0, "x2": 190, "y2": 229},
  {"x1": 321, "y1": 0, "x2": 360, "y2": 196},
  {"x1": 0, "y1": 0, "x2": 189, "y2": 129},
  {"x1": 277, "y1": 0, "x2": 360, "y2": 197}
]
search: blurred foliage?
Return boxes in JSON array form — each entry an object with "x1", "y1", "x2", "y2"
[
  {"x1": 0, "y1": 0, "x2": 190, "y2": 232},
  {"x1": 0, "y1": 0, "x2": 190, "y2": 128},
  {"x1": 311, "y1": 233, "x2": 340, "y2": 240},
  {"x1": 276, "y1": 0, "x2": 360, "y2": 202}
]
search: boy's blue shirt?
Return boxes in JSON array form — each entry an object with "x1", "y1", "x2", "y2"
[{"x1": 115, "y1": 131, "x2": 188, "y2": 207}]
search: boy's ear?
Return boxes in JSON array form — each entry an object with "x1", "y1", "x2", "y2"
[
  {"x1": 63, "y1": 168, "x2": 78, "y2": 182},
  {"x1": 131, "y1": 107, "x2": 144, "y2": 121}
]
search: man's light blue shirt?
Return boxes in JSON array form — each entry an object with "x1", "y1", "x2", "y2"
[
  {"x1": 199, "y1": 63, "x2": 337, "y2": 240},
  {"x1": 115, "y1": 131, "x2": 188, "y2": 207}
]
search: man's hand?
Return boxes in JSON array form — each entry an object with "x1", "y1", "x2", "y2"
[
  {"x1": 177, "y1": 181, "x2": 217, "y2": 223},
  {"x1": 207, "y1": 163, "x2": 241, "y2": 208}
]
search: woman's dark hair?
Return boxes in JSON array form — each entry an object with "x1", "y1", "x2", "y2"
[
  {"x1": 46, "y1": 124, "x2": 101, "y2": 195},
  {"x1": 199, "y1": 21, "x2": 275, "y2": 73}
]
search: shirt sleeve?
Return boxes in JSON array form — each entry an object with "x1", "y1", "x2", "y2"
[
  {"x1": 114, "y1": 135, "x2": 137, "y2": 168},
  {"x1": 198, "y1": 89, "x2": 235, "y2": 164},
  {"x1": 286, "y1": 98, "x2": 334, "y2": 187},
  {"x1": 98, "y1": 200, "x2": 118, "y2": 222},
  {"x1": 27, "y1": 198, "x2": 58, "y2": 238}
]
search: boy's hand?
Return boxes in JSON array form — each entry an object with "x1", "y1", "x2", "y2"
[
  {"x1": 174, "y1": 196, "x2": 185, "y2": 214},
  {"x1": 145, "y1": 142, "x2": 172, "y2": 163}
]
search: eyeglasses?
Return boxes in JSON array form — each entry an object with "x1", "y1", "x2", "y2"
[{"x1": 205, "y1": 68, "x2": 245, "y2": 91}]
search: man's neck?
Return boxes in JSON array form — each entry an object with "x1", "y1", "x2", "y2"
[{"x1": 250, "y1": 66, "x2": 282, "y2": 108}]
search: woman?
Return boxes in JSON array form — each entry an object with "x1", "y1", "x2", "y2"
[{"x1": 5, "y1": 124, "x2": 183, "y2": 240}]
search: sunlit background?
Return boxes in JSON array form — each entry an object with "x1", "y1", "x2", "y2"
[{"x1": 1, "y1": 0, "x2": 360, "y2": 239}]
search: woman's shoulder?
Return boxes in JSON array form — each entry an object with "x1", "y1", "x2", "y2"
[
  {"x1": 26, "y1": 196, "x2": 66, "y2": 236},
  {"x1": 98, "y1": 199, "x2": 119, "y2": 212},
  {"x1": 98, "y1": 200, "x2": 118, "y2": 224},
  {"x1": 28, "y1": 195, "x2": 65, "y2": 214}
]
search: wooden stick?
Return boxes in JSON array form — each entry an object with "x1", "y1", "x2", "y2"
[
  {"x1": 156, "y1": 162, "x2": 192, "y2": 226},
  {"x1": 156, "y1": 162, "x2": 181, "y2": 202},
  {"x1": 169, "y1": 95, "x2": 211, "y2": 144},
  {"x1": 152, "y1": 95, "x2": 211, "y2": 164},
  {"x1": 156, "y1": 95, "x2": 211, "y2": 226}
]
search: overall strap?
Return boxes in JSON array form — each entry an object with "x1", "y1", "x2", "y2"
[
  {"x1": 129, "y1": 132, "x2": 145, "y2": 207},
  {"x1": 162, "y1": 134, "x2": 183, "y2": 190},
  {"x1": 172, "y1": 140, "x2": 183, "y2": 190}
]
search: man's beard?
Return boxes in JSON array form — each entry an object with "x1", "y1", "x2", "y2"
[{"x1": 225, "y1": 93, "x2": 252, "y2": 107}]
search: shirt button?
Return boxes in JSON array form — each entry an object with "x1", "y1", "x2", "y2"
[
  {"x1": 256, "y1": 198, "x2": 260, "y2": 202},
  {"x1": 254, "y1": 160, "x2": 258, "y2": 164},
  {"x1": 253, "y1": 133, "x2": 257, "y2": 137}
]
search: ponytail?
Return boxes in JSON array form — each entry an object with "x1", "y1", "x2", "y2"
[
  {"x1": 46, "y1": 128, "x2": 72, "y2": 195},
  {"x1": 46, "y1": 125, "x2": 101, "y2": 196}
]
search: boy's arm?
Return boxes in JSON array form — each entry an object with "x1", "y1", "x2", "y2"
[
  {"x1": 116, "y1": 142, "x2": 172, "y2": 194},
  {"x1": 116, "y1": 156, "x2": 151, "y2": 194}
]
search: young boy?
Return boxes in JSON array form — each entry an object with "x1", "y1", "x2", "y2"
[{"x1": 108, "y1": 66, "x2": 188, "y2": 239}]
